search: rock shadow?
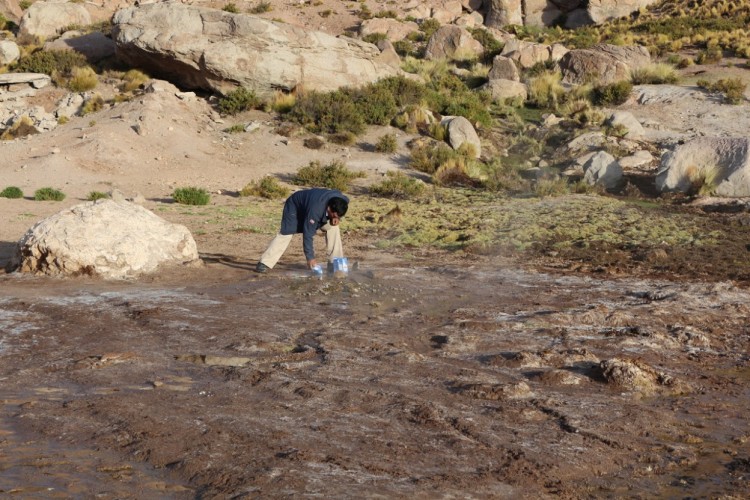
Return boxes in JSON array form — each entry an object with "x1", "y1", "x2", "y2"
[
  {"x1": 0, "y1": 241, "x2": 18, "y2": 272},
  {"x1": 200, "y1": 252, "x2": 255, "y2": 271}
]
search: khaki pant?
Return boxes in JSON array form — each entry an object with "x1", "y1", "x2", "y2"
[{"x1": 259, "y1": 223, "x2": 343, "y2": 268}]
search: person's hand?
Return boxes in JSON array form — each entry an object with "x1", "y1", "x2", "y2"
[{"x1": 307, "y1": 259, "x2": 317, "y2": 270}]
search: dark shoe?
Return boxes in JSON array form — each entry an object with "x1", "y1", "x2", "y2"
[
  {"x1": 326, "y1": 261, "x2": 334, "y2": 274},
  {"x1": 255, "y1": 262, "x2": 270, "y2": 274}
]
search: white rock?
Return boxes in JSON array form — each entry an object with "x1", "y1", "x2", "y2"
[{"x1": 13, "y1": 200, "x2": 200, "y2": 279}]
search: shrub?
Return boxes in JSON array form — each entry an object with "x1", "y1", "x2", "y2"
[
  {"x1": 346, "y1": 84, "x2": 398, "y2": 126},
  {"x1": 697, "y1": 78, "x2": 747, "y2": 104},
  {"x1": 695, "y1": 46, "x2": 723, "y2": 64},
  {"x1": 0, "y1": 116, "x2": 38, "y2": 140},
  {"x1": 66, "y1": 66, "x2": 98, "y2": 92},
  {"x1": 224, "y1": 124, "x2": 245, "y2": 134},
  {"x1": 533, "y1": 178, "x2": 570, "y2": 197},
  {"x1": 630, "y1": 63, "x2": 679, "y2": 84},
  {"x1": 591, "y1": 80, "x2": 633, "y2": 106},
  {"x1": 289, "y1": 90, "x2": 364, "y2": 135},
  {"x1": 375, "y1": 133, "x2": 398, "y2": 153},
  {"x1": 86, "y1": 191, "x2": 109, "y2": 201},
  {"x1": 374, "y1": 9, "x2": 398, "y2": 19},
  {"x1": 250, "y1": 0, "x2": 272, "y2": 13},
  {"x1": 119, "y1": 69, "x2": 149, "y2": 92},
  {"x1": 172, "y1": 187, "x2": 210, "y2": 205},
  {"x1": 470, "y1": 28, "x2": 504, "y2": 63},
  {"x1": 240, "y1": 176, "x2": 290, "y2": 199},
  {"x1": 303, "y1": 136, "x2": 325, "y2": 149},
  {"x1": 292, "y1": 160, "x2": 364, "y2": 191},
  {"x1": 328, "y1": 131, "x2": 357, "y2": 145},
  {"x1": 223, "y1": 2, "x2": 239, "y2": 13},
  {"x1": 34, "y1": 187, "x2": 66, "y2": 201},
  {"x1": 288, "y1": 77, "x2": 425, "y2": 136},
  {"x1": 393, "y1": 39, "x2": 417, "y2": 57},
  {"x1": 80, "y1": 94, "x2": 105, "y2": 115},
  {"x1": 409, "y1": 141, "x2": 464, "y2": 174},
  {"x1": 527, "y1": 71, "x2": 565, "y2": 110},
  {"x1": 13, "y1": 49, "x2": 88, "y2": 76},
  {"x1": 420, "y1": 18, "x2": 440, "y2": 39},
  {"x1": 433, "y1": 156, "x2": 477, "y2": 187},
  {"x1": 370, "y1": 171, "x2": 425, "y2": 198},
  {"x1": 0, "y1": 186, "x2": 23, "y2": 199},
  {"x1": 482, "y1": 159, "x2": 527, "y2": 192},
  {"x1": 218, "y1": 87, "x2": 259, "y2": 115},
  {"x1": 362, "y1": 33, "x2": 388, "y2": 45},
  {"x1": 269, "y1": 91, "x2": 296, "y2": 113},
  {"x1": 688, "y1": 164, "x2": 722, "y2": 196}
]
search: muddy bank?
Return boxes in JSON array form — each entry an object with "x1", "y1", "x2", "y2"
[{"x1": 1, "y1": 259, "x2": 749, "y2": 497}]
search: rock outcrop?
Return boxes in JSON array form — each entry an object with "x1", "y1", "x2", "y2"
[
  {"x1": 441, "y1": 116, "x2": 482, "y2": 158},
  {"x1": 359, "y1": 18, "x2": 419, "y2": 42},
  {"x1": 0, "y1": 40, "x2": 19, "y2": 66},
  {"x1": 44, "y1": 31, "x2": 117, "y2": 64},
  {"x1": 19, "y1": 1, "x2": 91, "y2": 39},
  {"x1": 559, "y1": 44, "x2": 651, "y2": 85},
  {"x1": 13, "y1": 200, "x2": 200, "y2": 279},
  {"x1": 112, "y1": 3, "x2": 398, "y2": 97},
  {"x1": 656, "y1": 137, "x2": 750, "y2": 197},
  {"x1": 583, "y1": 151, "x2": 622, "y2": 189},
  {"x1": 485, "y1": 0, "x2": 660, "y2": 29},
  {"x1": 424, "y1": 25, "x2": 483, "y2": 61}
]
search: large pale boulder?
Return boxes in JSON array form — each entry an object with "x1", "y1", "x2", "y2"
[
  {"x1": 13, "y1": 200, "x2": 200, "y2": 279},
  {"x1": 656, "y1": 137, "x2": 750, "y2": 197},
  {"x1": 432, "y1": 1, "x2": 464, "y2": 24},
  {"x1": 359, "y1": 18, "x2": 419, "y2": 42},
  {"x1": 0, "y1": 40, "x2": 20, "y2": 66},
  {"x1": 524, "y1": 0, "x2": 563, "y2": 28},
  {"x1": 441, "y1": 116, "x2": 482, "y2": 158},
  {"x1": 500, "y1": 39, "x2": 551, "y2": 69},
  {"x1": 425, "y1": 25, "x2": 483, "y2": 61},
  {"x1": 606, "y1": 111, "x2": 644, "y2": 139},
  {"x1": 19, "y1": 1, "x2": 91, "y2": 39},
  {"x1": 559, "y1": 44, "x2": 650, "y2": 85},
  {"x1": 588, "y1": 0, "x2": 659, "y2": 24},
  {"x1": 488, "y1": 55, "x2": 520, "y2": 81},
  {"x1": 112, "y1": 3, "x2": 398, "y2": 97},
  {"x1": 44, "y1": 31, "x2": 116, "y2": 64},
  {"x1": 485, "y1": 0, "x2": 523, "y2": 28},
  {"x1": 482, "y1": 79, "x2": 527, "y2": 102},
  {"x1": 583, "y1": 151, "x2": 622, "y2": 189}
]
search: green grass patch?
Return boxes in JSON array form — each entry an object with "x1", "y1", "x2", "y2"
[
  {"x1": 218, "y1": 87, "x2": 259, "y2": 115},
  {"x1": 0, "y1": 186, "x2": 23, "y2": 199},
  {"x1": 172, "y1": 187, "x2": 211, "y2": 205},
  {"x1": 240, "y1": 176, "x2": 290, "y2": 199},
  {"x1": 292, "y1": 160, "x2": 365, "y2": 191},
  {"x1": 86, "y1": 191, "x2": 109, "y2": 201},
  {"x1": 34, "y1": 187, "x2": 66, "y2": 201},
  {"x1": 370, "y1": 171, "x2": 425, "y2": 199}
]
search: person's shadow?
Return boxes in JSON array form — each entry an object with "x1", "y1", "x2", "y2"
[{"x1": 0, "y1": 241, "x2": 17, "y2": 272}]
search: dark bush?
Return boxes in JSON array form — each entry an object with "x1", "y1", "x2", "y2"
[
  {"x1": 172, "y1": 187, "x2": 210, "y2": 205},
  {"x1": 34, "y1": 187, "x2": 66, "y2": 201},
  {"x1": 218, "y1": 87, "x2": 259, "y2": 115},
  {"x1": 0, "y1": 186, "x2": 23, "y2": 199},
  {"x1": 292, "y1": 160, "x2": 364, "y2": 191},
  {"x1": 14, "y1": 49, "x2": 88, "y2": 76},
  {"x1": 591, "y1": 80, "x2": 634, "y2": 106}
]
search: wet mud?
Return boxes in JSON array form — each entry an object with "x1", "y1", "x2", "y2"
[{"x1": 0, "y1": 260, "x2": 749, "y2": 497}]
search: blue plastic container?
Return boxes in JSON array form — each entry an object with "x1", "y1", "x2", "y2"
[{"x1": 332, "y1": 257, "x2": 349, "y2": 276}]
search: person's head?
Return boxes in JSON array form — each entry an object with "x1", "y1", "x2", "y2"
[{"x1": 328, "y1": 197, "x2": 348, "y2": 218}]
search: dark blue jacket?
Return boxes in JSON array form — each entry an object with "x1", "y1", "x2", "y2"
[{"x1": 280, "y1": 188, "x2": 348, "y2": 261}]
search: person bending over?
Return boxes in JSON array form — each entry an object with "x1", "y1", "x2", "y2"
[{"x1": 255, "y1": 188, "x2": 349, "y2": 273}]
